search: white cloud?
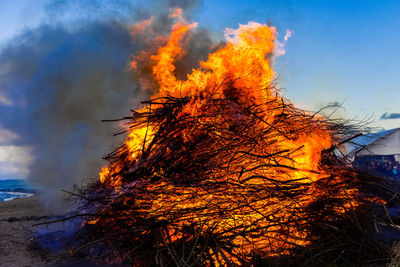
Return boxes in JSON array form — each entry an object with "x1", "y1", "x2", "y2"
[
  {"x1": 0, "y1": 94, "x2": 13, "y2": 106},
  {"x1": 0, "y1": 124, "x2": 19, "y2": 144},
  {"x1": 0, "y1": 125, "x2": 27, "y2": 178},
  {"x1": 0, "y1": 146, "x2": 32, "y2": 178},
  {"x1": 0, "y1": 161, "x2": 30, "y2": 177},
  {"x1": 0, "y1": 145, "x2": 32, "y2": 162}
]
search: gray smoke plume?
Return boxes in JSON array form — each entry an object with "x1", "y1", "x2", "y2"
[{"x1": 0, "y1": 0, "x2": 214, "y2": 209}]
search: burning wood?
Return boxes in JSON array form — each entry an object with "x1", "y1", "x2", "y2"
[{"x1": 65, "y1": 10, "x2": 399, "y2": 266}]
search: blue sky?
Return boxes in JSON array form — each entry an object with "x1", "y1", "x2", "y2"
[
  {"x1": 0, "y1": 0, "x2": 399, "y2": 179},
  {"x1": 1, "y1": 0, "x2": 398, "y2": 128},
  {"x1": 195, "y1": 0, "x2": 400, "y2": 129}
]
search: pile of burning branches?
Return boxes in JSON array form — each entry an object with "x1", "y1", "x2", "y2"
[
  {"x1": 70, "y1": 90, "x2": 393, "y2": 266},
  {"x1": 61, "y1": 12, "x2": 400, "y2": 266}
]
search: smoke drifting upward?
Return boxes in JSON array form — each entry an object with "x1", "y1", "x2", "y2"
[{"x1": 0, "y1": 0, "x2": 211, "y2": 208}]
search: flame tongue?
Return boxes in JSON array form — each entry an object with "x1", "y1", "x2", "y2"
[
  {"x1": 138, "y1": 12, "x2": 276, "y2": 106},
  {"x1": 94, "y1": 10, "x2": 359, "y2": 265}
]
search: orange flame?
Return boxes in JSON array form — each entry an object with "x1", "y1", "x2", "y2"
[{"x1": 98, "y1": 10, "x2": 358, "y2": 263}]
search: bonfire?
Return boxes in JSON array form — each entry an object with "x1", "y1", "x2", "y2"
[{"x1": 65, "y1": 9, "x2": 399, "y2": 266}]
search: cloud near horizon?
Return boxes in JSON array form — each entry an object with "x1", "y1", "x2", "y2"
[
  {"x1": 380, "y1": 112, "x2": 400, "y2": 120},
  {"x1": 0, "y1": 146, "x2": 32, "y2": 179}
]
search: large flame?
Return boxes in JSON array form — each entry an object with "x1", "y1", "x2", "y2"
[
  {"x1": 103, "y1": 10, "x2": 331, "y2": 186},
  {"x1": 96, "y1": 9, "x2": 358, "y2": 264}
]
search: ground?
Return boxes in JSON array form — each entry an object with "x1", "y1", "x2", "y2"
[{"x1": 0, "y1": 196, "x2": 118, "y2": 267}]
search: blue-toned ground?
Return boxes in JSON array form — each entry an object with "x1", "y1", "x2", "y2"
[
  {"x1": 0, "y1": 195, "x2": 115, "y2": 266},
  {"x1": 0, "y1": 179, "x2": 36, "y2": 202}
]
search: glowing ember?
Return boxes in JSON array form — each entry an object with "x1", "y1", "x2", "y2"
[{"x1": 85, "y1": 9, "x2": 360, "y2": 265}]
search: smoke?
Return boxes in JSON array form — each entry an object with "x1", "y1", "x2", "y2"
[
  {"x1": 274, "y1": 29, "x2": 294, "y2": 57},
  {"x1": 0, "y1": 0, "x2": 214, "y2": 209},
  {"x1": 0, "y1": 21, "x2": 144, "y2": 207},
  {"x1": 381, "y1": 112, "x2": 400, "y2": 120}
]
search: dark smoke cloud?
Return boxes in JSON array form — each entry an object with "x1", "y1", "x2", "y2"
[
  {"x1": 175, "y1": 29, "x2": 215, "y2": 78},
  {"x1": 167, "y1": 0, "x2": 200, "y2": 10},
  {"x1": 381, "y1": 112, "x2": 400, "y2": 120},
  {"x1": 0, "y1": 0, "x2": 213, "y2": 209}
]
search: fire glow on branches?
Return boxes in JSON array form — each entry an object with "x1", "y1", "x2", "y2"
[{"x1": 76, "y1": 9, "x2": 367, "y2": 265}]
